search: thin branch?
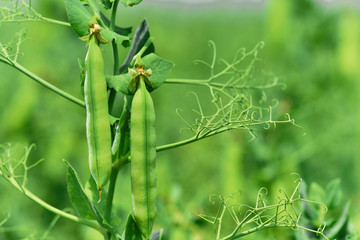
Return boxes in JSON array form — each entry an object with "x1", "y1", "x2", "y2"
[
  {"x1": 194, "y1": 178, "x2": 329, "y2": 240},
  {"x1": 0, "y1": 0, "x2": 70, "y2": 26},
  {"x1": 0, "y1": 144, "x2": 102, "y2": 233},
  {"x1": 4, "y1": 60, "x2": 85, "y2": 108},
  {"x1": 159, "y1": 42, "x2": 299, "y2": 152}
]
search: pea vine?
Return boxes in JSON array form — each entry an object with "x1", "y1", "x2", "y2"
[
  {"x1": 157, "y1": 42, "x2": 301, "y2": 151},
  {"x1": 197, "y1": 176, "x2": 329, "y2": 240},
  {"x1": 0, "y1": 143, "x2": 103, "y2": 232},
  {"x1": 0, "y1": 0, "x2": 331, "y2": 239},
  {"x1": 0, "y1": 0, "x2": 69, "y2": 26},
  {"x1": 0, "y1": 27, "x2": 85, "y2": 107}
]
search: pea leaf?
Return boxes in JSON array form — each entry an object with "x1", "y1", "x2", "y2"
[
  {"x1": 84, "y1": 175, "x2": 115, "y2": 231},
  {"x1": 85, "y1": 175, "x2": 108, "y2": 215},
  {"x1": 142, "y1": 53, "x2": 174, "y2": 89},
  {"x1": 65, "y1": 161, "x2": 95, "y2": 220},
  {"x1": 120, "y1": 0, "x2": 143, "y2": 7},
  {"x1": 122, "y1": 213, "x2": 143, "y2": 240},
  {"x1": 309, "y1": 182, "x2": 325, "y2": 202},
  {"x1": 101, "y1": 28, "x2": 129, "y2": 46},
  {"x1": 325, "y1": 201, "x2": 351, "y2": 239},
  {"x1": 64, "y1": 0, "x2": 92, "y2": 37},
  {"x1": 101, "y1": 0, "x2": 113, "y2": 9},
  {"x1": 294, "y1": 228, "x2": 311, "y2": 240},
  {"x1": 325, "y1": 178, "x2": 342, "y2": 209},
  {"x1": 107, "y1": 74, "x2": 131, "y2": 94},
  {"x1": 299, "y1": 181, "x2": 321, "y2": 221},
  {"x1": 100, "y1": 12, "x2": 132, "y2": 37},
  {"x1": 107, "y1": 54, "x2": 174, "y2": 94},
  {"x1": 119, "y1": 19, "x2": 154, "y2": 74},
  {"x1": 109, "y1": 114, "x2": 119, "y2": 125}
]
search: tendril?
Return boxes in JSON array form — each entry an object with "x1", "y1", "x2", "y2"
[{"x1": 195, "y1": 176, "x2": 330, "y2": 240}]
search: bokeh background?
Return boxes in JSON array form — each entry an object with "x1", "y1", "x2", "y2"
[{"x1": 0, "y1": 0, "x2": 359, "y2": 239}]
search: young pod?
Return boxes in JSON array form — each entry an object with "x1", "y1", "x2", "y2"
[
  {"x1": 84, "y1": 34, "x2": 112, "y2": 195},
  {"x1": 130, "y1": 75, "x2": 157, "y2": 239}
]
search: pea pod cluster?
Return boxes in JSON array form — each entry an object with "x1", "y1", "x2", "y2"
[
  {"x1": 130, "y1": 72, "x2": 157, "y2": 239},
  {"x1": 84, "y1": 24, "x2": 112, "y2": 195}
]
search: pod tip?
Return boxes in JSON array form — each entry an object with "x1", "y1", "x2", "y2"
[{"x1": 97, "y1": 188, "x2": 102, "y2": 203}]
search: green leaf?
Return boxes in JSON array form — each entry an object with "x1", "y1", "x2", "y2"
[
  {"x1": 120, "y1": 0, "x2": 143, "y2": 7},
  {"x1": 109, "y1": 114, "x2": 119, "y2": 125},
  {"x1": 119, "y1": 19, "x2": 154, "y2": 74},
  {"x1": 294, "y1": 228, "x2": 310, "y2": 240},
  {"x1": 122, "y1": 213, "x2": 143, "y2": 240},
  {"x1": 107, "y1": 74, "x2": 131, "y2": 94},
  {"x1": 84, "y1": 175, "x2": 115, "y2": 231},
  {"x1": 65, "y1": 161, "x2": 96, "y2": 220},
  {"x1": 142, "y1": 53, "x2": 174, "y2": 89},
  {"x1": 64, "y1": 0, "x2": 92, "y2": 37},
  {"x1": 325, "y1": 201, "x2": 351, "y2": 239},
  {"x1": 107, "y1": 54, "x2": 174, "y2": 95},
  {"x1": 100, "y1": 12, "x2": 132, "y2": 36},
  {"x1": 150, "y1": 229, "x2": 163, "y2": 240},
  {"x1": 325, "y1": 178, "x2": 342, "y2": 209},
  {"x1": 85, "y1": 175, "x2": 108, "y2": 215},
  {"x1": 101, "y1": 28, "x2": 129, "y2": 45},
  {"x1": 308, "y1": 182, "x2": 326, "y2": 220},
  {"x1": 101, "y1": 0, "x2": 113, "y2": 9},
  {"x1": 300, "y1": 182, "x2": 321, "y2": 222},
  {"x1": 309, "y1": 182, "x2": 325, "y2": 202}
]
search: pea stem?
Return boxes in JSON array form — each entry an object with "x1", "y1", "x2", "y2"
[
  {"x1": 110, "y1": 0, "x2": 120, "y2": 72},
  {"x1": 156, "y1": 130, "x2": 225, "y2": 152},
  {"x1": 3, "y1": 174, "x2": 103, "y2": 232},
  {"x1": 3, "y1": 60, "x2": 85, "y2": 108},
  {"x1": 110, "y1": 0, "x2": 120, "y2": 31},
  {"x1": 108, "y1": 39, "x2": 119, "y2": 112},
  {"x1": 108, "y1": 0, "x2": 120, "y2": 113},
  {"x1": 41, "y1": 17, "x2": 71, "y2": 27},
  {"x1": 165, "y1": 78, "x2": 280, "y2": 90},
  {"x1": 130, "y1": 38, "x2": 153, "y2": 66},
  {"x1": 104, "y1": 166, "x2": 119, "y2": 221},
  {"x1": 165, "y1": 78, "x2": 209, "y2": 85},
  {"x1": 112, "y1": 41, "x2": 120, "y2": 73},
  {"x1": 105, "y1": 0, "x2": 122, "y2": 229}
]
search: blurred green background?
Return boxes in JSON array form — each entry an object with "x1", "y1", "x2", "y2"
[{"x1": 0, "y1": 0, "x2": 360, "y2": 239}]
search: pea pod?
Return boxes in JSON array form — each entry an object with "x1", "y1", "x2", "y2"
[
  {"x1": 84, "y1": 26, "x2": 112, "y2": 196},
  {"x1": 130, "y1": 74, "x2": 157, "y2": 239}
]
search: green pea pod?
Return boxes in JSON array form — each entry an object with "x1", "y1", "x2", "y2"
[
  {"x1": 130, "y1": 75, "x2": 157, "y2": 239},
  {"x1": 84, "y1": 33, "x2": 112, "y2": 196}
]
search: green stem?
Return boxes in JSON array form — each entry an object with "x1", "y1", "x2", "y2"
[
  {"x1": 156, "y1": 136, "x2": 198, "y2": 152},
  {"x1": 25, "y1": 189, "x2": 101, "y2": 231},
  {"x1": 110, "y1": 0, "x2": 120, "y2": 72},
  {"x1": 5, "y1": 176, "x2": 102, "y2": 232},
  {"x1": 130, "y1": 38, "x2": 153, "y2": 65},
  {"x1": 165, "y1": 78, "x2": 208, "y2": 85},
  {"x1": 41, "y1": 17, "x2": 71, "y2": 27},
  {"x1": 108, "y1": 90, "x2": 117, "y2": 114},
  {"x1": 105, "y1": 0, "x2": 122, "y2": 232},
  {"x1": 104, "y1": 166, "x2": 120, "y2": 221},
  {"x1": 165, "y1": 78, "x2": 279, "y2": 90},
  {"x1": 112, "y1": 41, "x2": 120, "y2": 73},
  {"x1": 224, "y1": 224, "x2": 328, "y2": 240},
  {"x1": 4, "y1": 60, "x2": 85, "y2": 108},
  {"x1": 108, "y1": 0, "x2": 120, "y2": 113},
  {"x1": 224, "y1": 225, "x2": 279, "y2": 240},
  {"x1": 156, "y1": 129, "x2": 226, "y2": 152},
  {"x1": 110, "y1": 0, "x2": 120, "y2": 31},
  {"x1": 108, "y1": 40, "x2": 119, "y2": 112}
]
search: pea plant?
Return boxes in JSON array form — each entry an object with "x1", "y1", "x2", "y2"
[{"x1": 0, "y1": 0, "x2": 331, "y2": 239}]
